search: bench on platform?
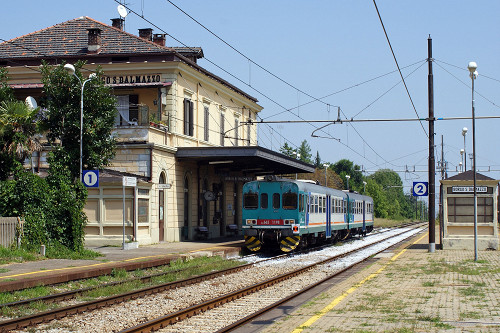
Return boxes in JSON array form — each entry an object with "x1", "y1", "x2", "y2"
[
  {"x1": 226, "y1": 224, "x2": 239, "y2": 236},
  {"x1": 195, "y1": 226, "x2": 209, "y2": 240}
]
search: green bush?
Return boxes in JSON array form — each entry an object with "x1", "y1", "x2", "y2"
[{"x1": 0, "y1": 161, "x2": 88, "y2": 252}]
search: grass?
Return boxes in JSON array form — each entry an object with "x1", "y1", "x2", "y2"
[
  {"x1": 0, "y1": 244, "x2": 102, "y2": 265},
  {"x1": 0, "y1": 255, "x2": 243, "y2": 318},
  {"x1": 374, "y1": 218, "x2": 415, "y2": 228},
  {"x1": 0, "y1": 246, "x2": 39, "y2": 264}
]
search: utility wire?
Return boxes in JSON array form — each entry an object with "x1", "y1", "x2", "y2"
[
  {"x1": 165, "y1": 0, "x2": 333, "y2": 109},
  {"x1": 434, "y1": 60, "x2": 500, "y2": 110},
  {"x1": 372, "y1": 0, "x2": 428, "y2": 138},
  {"x1": 160, "y1": 1, "x2": 401, "y2": 164},
  {"x1": 435, "y1": 59, "x2": 500, "y2": 84},
  {"x1": 264, "y1": 59, "x2": 426, "y2": 120}
]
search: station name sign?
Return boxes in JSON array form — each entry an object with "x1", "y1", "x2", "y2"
[
  {"x1": 103, "y1": 74, "x2": 162, "y2": 85},
  {"x1": 451, "y1": 186, "x2": 488, "y2": 193}
]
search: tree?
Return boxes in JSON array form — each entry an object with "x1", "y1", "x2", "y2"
[
  {"x1": 0, "y1": 100, "x2": 41, "y2": 178},
  {"x1": 297, "y1": 140, "x2": 312, "y2": 164},
  {"x1": 314, "y1": 151, "x2": 322, "y2": 169},
  {"x1": 40, "y1": 61, "x2": 117, "y2": 180},
  {"x1": 0, "y1": 68, "x2": 14, "y2": 103},
  {"x1": 332, "y1": 159, "x2": 364, "y2": 191},
  {"x1": 365, "y1": 179, "x2": 389, "y2": 218},
  {"x1": 368, "y1": 169, "x2": 413, "y2": 219},
  {"x1": 280, "y1": 142, "x2": 295, "y2": 158}
]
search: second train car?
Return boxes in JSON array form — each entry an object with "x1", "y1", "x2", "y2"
[{"x1": 242, "y1": 176, "x2": 374, "y2": 252}]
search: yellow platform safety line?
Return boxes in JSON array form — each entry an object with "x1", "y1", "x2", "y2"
[
  {"x1": 0, "y1": 254, "x2": 169, "y2": 280},
  {"x1": 0, "y1": 241, "x2": 244, "y2": 281},
  {"x1": 290, "y1": 232, "x2": 428, "y2": 333}
]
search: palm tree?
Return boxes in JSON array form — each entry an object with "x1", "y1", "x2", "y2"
[{"x1": 0, "y1": 100, "x2": 41, "y2": 164}]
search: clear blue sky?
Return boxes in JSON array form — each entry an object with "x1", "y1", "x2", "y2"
[{"x1": 2, "y1": 0, "x2": 500, "y2": 197}]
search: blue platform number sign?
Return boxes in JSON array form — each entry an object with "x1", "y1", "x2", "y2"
[
  {"x1": 82, "y1": 170, "x2": 99, "y2": 188},
  {"x1": 413, "y1": 181, "x2": 428, "y2": 197}
]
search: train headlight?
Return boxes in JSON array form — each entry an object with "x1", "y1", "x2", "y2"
[
  {"x1": 246, "y1": 219, "x2": 256, "y2": 225},
  {"x1": 284, "y1": 219, "x2": 295, "y2": 225}
]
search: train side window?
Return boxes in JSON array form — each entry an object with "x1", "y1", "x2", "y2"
[
  {"x1": 243, "y1": 193, "x2": 258, "y2": 209},
  {"x1": 299, "y1": 194, "x2": 304, "y2": 212},
  {"x1": 261, "y1": 193, "x2": 268, "y2": 209},
  {"x1": 273, "y1": 193, "x2": 280, "y2": 209},
  {"x1": 283, "y1": 192, "x2": 298, "y2": 210}
]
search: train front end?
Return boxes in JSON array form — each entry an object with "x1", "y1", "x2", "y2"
[{"x1": 242, "y1": 178, "x2": 302, "y2": 252}]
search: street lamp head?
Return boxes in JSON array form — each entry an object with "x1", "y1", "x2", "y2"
[
  {"x1": 63, "y1": 63, "x2": 76, "y2": 75},
  {"x1": 89, "y1": 73, "x2": 97, "y2": 80},
  {"x1": 460, "y1": 149, "x2": 464, "y2": 155},
  {"x1": 462, "y1": 127, "x2": 468, "y2": 136},
  {"x1": 323, "y1": 163, "x2": 329, "y2": 168},
  {"x1": 467, "y1": 61, "x2": 477, "y2": 73},
  {"x1": 345, "y1": 175, "x2": 350, "y2": 180}
]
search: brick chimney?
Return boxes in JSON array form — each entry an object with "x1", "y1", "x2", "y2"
[
  {"x1": 111, "y1": 18, "x2": 124, "y2": 30},
  {"x1": 138, "y1": 28, "x2": 153, "y2": 41},
  {"x1": 87, "y1": 28, "x2": 102, "y2": 54},
  {"x1": 153, "y1": 34, "x2": 166, "y2": 46}
]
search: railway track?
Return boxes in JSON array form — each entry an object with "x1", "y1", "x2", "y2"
[
  {"x1": 119, "y1": 226, "x2": 424, "y2": 333},
  {"x1": 0, "y1": 223, "x2": 424, "y2": 332}
]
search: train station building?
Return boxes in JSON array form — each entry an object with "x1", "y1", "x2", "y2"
[
  {"x1": 440, "y1": 170, "x2": 499, "y2": 250},
  {"x1": 0, "y1": 16, "x2": 314, "y2": 246}
]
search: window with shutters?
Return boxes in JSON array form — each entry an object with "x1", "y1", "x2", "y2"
[
  {"x1": 220, "y1": 112, "x2": 225, "y2": 146},
  {"x1": 234, "y1": 118, "x2": 239, "y2": 146},
  {"x1": 204, "y1": 105, "x2": 209, "y2": 141},
  {"x1": 183, "y1": 98, "x2": 194, "y2": 136},
  {"x1": 247, "y1": 122, "x2": 251, "y2": 146}
]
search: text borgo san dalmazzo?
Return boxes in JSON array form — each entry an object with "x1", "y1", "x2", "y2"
[{"x1": 103, "y1": 74, "x2": 162, "y2": 85}]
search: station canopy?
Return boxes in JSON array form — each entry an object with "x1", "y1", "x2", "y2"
[{"x1": 176, "y1": 146, "x2": 315, "y2": 176}]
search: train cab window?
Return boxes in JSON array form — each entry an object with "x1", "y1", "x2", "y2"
[
  {"x1": 272, "y1": 193, "x2": 280, "y2": 209},
  {"x1": 283, "y1": 192, "x2": 298, "y2": 210},
  {"x1": 261, "y1": 193, "x2": 268, "y2": 209},
  {"x1": 243, "y1": 193, "x2": 258, "y2": 209}
]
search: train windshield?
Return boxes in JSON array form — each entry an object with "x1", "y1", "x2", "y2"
[
  {"x1": 243, "y1": 193, "x2": 258, "y2": 209},
  {"x1": 282, "y1": 192, "x2": 298, "y2": 210}
]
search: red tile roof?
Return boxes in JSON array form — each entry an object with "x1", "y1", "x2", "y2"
[
  {"x1": 0, "y1": 16, "x2": 202, "y2": 59},
  {"x1": 0, "y1": 16, "x2": 258, "y2": 103}
]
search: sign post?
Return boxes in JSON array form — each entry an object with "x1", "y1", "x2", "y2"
[{"x1": 122, "y1": 176, "x2": 137, "y2": 250}]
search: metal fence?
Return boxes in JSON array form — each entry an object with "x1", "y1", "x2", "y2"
[{"x1": 0, "y1": 217, "x2": 23, "y2": 248}]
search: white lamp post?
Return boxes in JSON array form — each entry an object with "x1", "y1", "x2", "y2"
[
  {"x1": 460, "y1": 149, "x2": 465, "y2": 172},
  {"x1": 293, "y1": 151, "x2": 301, "y2": 179},
  {"x1": 462, "y1": 127, "x2": 468, "y2": 171},
  {"x1": 345, "y1": 175, "x2": 350, "y2": 191},
  {"x1": 323, "y1": 163, "x2": 329, "y2": 186},
  {"x1": 63, "y1": 64, "x2": 97, "y2": 181},
  {"x1": 467, "y1": 61, "x2": 478, "y2": 261}
]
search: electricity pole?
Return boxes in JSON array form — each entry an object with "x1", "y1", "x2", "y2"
[{"x1": 428, "y1": 36, "x2": 436, "y2": 253}]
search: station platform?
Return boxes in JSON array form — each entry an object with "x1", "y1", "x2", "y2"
[
  {"x1": 246, "y1": 231, "x2": 500, "y2": 333},
  {"x1": 0, "y1": 236, "x2": 243, "y2": 292}
]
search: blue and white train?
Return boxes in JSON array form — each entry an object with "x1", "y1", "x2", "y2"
[{"x1": 242, "y1": 176, "x2": 374, "y2": 252}]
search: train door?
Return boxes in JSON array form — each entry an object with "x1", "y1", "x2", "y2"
[
  {"x1": 362, "y1": 200, "x2": 366, "y2": 233},
  {"x1": 306, "y1": 192, "x2": 311, "y2": 227},
  {"x1": 326, "y1": 195, "x2": 331, "y2": 238}
]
